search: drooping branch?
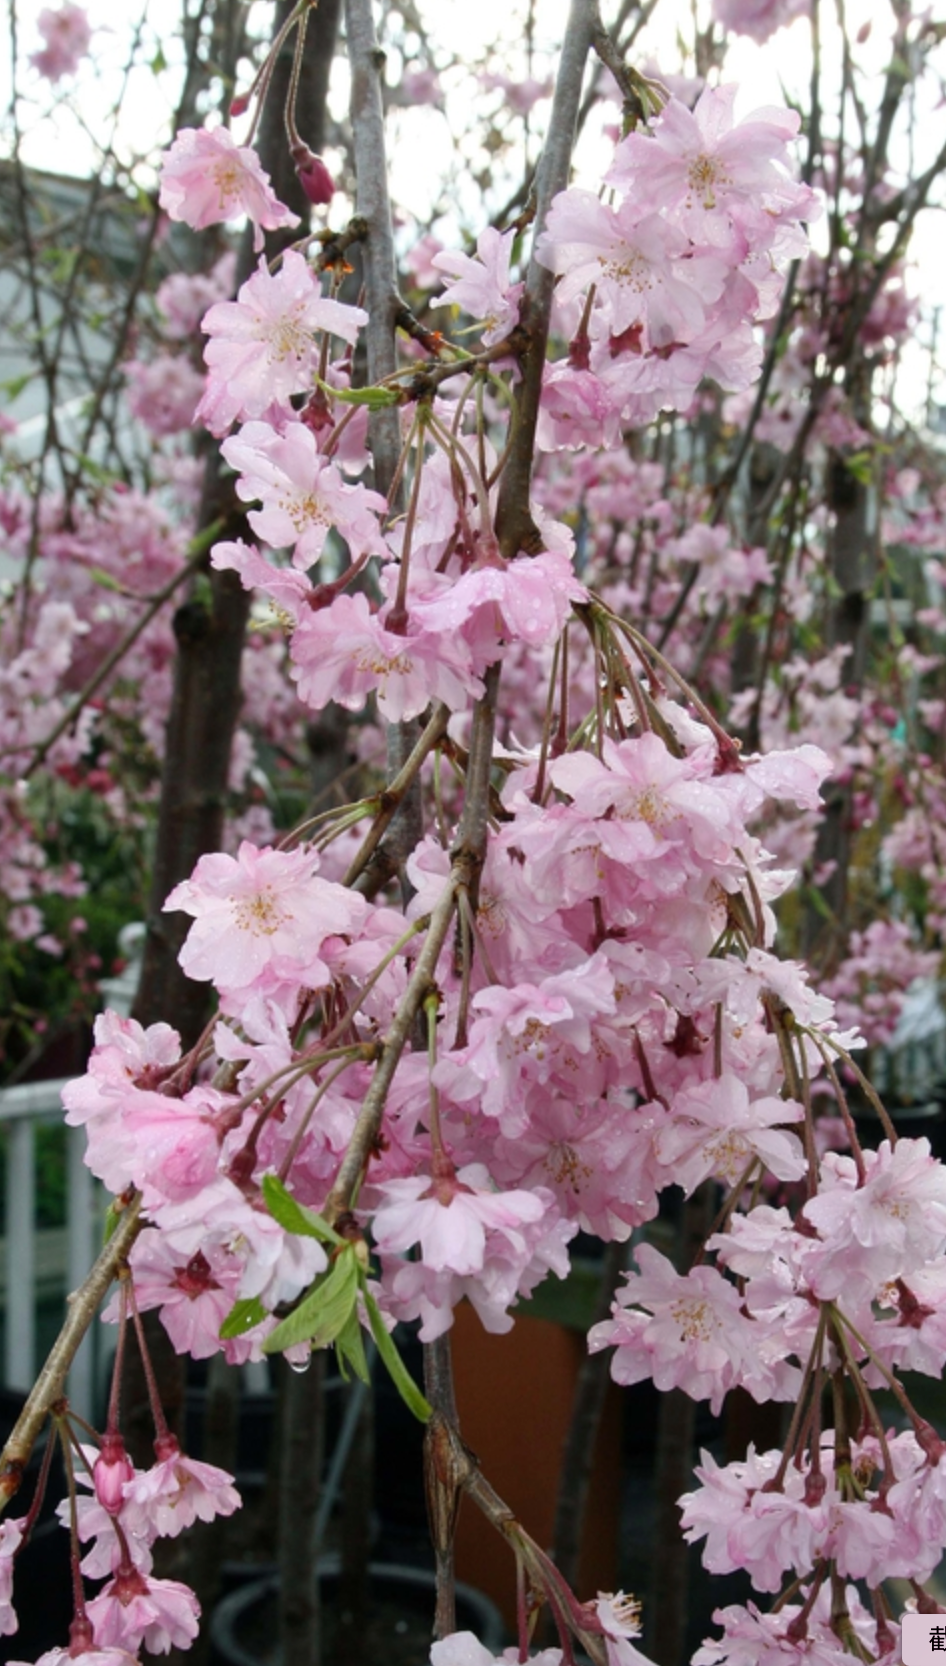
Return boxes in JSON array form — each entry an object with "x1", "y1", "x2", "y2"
[
  {"x1": 344, "y1": 0, "x2": 404, "y2": 502},
  {"x1": 342, "y1": 0, "x2": 425, "y2": 903},
  {"x1": 425, "y1": 1412, "x2": 610, "y2": 1666},
  {"x1": 494, "y1": 0, "x2": 596, "y2": 560},
  {"x1": 0, "y1": 1197, "x2": 143, "y2": 1511}
]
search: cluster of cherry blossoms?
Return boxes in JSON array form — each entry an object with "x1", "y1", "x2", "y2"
[
  {"x1": 0, "y1": 1419, "x2": 240, "y2": 1663},
  {"x1": 536, "y1": 84, "x2": 817, "y2": 439},
  {"x1": 6, "y1": 6, "x2": 946, "y2": 1663},
  {"x1": 148, "y1": 86, "x2": 820, "y2": 741},
  {"x1": 58, "y1": 716, "x2": 837, "y2": 1357}
]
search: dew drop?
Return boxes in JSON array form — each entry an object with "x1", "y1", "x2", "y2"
[{"x1": 289, "y1": 1355, "x2": 312, "y2": 1374}]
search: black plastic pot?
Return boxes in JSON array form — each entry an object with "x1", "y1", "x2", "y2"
[{"x1": 209, "y1": 1555, "x2": 506, "y2": 1666}]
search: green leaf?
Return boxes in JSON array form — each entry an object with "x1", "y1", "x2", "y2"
[
  {"x1": 88, "y1": 567, "x2": 125, "y2": 592},
  {"x1": 362, "y1": 1288, "x2": 431, "y2": 1423},
  {"x1": 335, "y1": 1308, "x2": 370, "y2": 1383},
  {"x1": 150, "y1": 46, "x2": 167, "y2": 73},
  {"x1": 803, "y1": 883, "x2": 834, "y2": 923},
  {"x1": 261, "y1": 1173, "x2": 345, "y2": 1246},
  {"x1": 219, "y1": 1296, "x2": 268, "y2": 1339},
  {"x1": 103, "y1": 1201, "x2": 121, "y2": 1244},
  {"x1": 263, "y1": 1246, "x2": 360, "y2": 1354},
  {"x1": 843, "y1": 450, "x2": 875, "y2": 486},
  {"x1": 69, "y1": 452, "x2": 118, "y2": 487},
  {"x1": 0, "y1": 372, "x2": 34, "y2": 400},
  {"x1": 316, "y1": 377, "x2": 399, "y2": 409}
]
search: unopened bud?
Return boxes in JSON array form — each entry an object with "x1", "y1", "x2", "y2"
[
  {"x1": 292, "y1": 144, "x2": 335, "y2": 207},
  {"x1": 229, "y1": 92, "x2": 251, "y2": 118},
  {"x1": 94, "y1": 1433, "x2": 134, "y2": 1516}
]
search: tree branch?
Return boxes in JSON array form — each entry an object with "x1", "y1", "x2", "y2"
[
  {"x1": 0, "y1": 1198, "x2": 143, "y2": 1511},
  {"x1": 495, "y1": 0, "x2": 596, "y2": 559}
]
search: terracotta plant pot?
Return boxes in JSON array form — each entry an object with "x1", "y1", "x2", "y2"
[{"x1": 450, "y1": 1303, "x2": 622, "y2": 1628}]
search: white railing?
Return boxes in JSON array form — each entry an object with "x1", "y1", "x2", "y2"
[
  {"x1": 0, "y1": 929, "x2": 143, "y2": 1422},
  {"x1": 0, "y1": 1085, "x2": 99, "y2": 1419}
]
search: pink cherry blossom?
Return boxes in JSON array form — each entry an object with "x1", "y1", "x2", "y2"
[
  {"x1": 588, "y1": 1244, "x2": 796, "y2": 1413},
  {"x1": 156, "y1": 255, "x2": 236, "y2": 339},
  {"x1": 491, "y1": 1091, "x2": 663, "y2": 1240},
  {"x1": 430, "y1": 1636, "x2": 564, "y2": 1666},
  {"x1": 371, "y1": 1162, "x2": 547, "y2": 1276},
  {"x1": 290, "y1": 590, "x2": 483, "y2": 721},
  {"x1": 479, "y1": 72, "x2": 553, "y2": 116},
  {"x1": 655, "y1": 1073, "x2": 806, "y2": 1193},
  {"x1": 536, "y1": 362, "x2": 624, "y2": 452},
  {"x1": 87, "y1": 1566, "x2": 200, "y2": 1655},
  {"x1": 401, "y1": 549, "x2": 587, "y2": 666},
  {"x1": 210, "y1": 538, "x2": 314, "y2": 621},
  {"x1": 681, "y1": 1432, "x2": 933, "y2": 1591},
  {"x1": 164, "y1": 840, "x2": 368, "y2": 1003},
  {"x1": 431, "y1": 227, "x2": 523, "y2": 348},
  {"x1": 803, "y1": 1138, "x2": 946, "y2": 1303},
  {"x1": 61, "y1": 1012, "x2": 183, "y2": 1192},
  {"x1": 0, "y1": 1517, "x2": 24, "y2": 1635},
  {"x1": 104, "y1": 1230, "x2": 244, "y2": 1361},
  {"x1": 693, "y1": 1588, "x2": 895, "y2": 1666},
  {"x1": 430, "y1": 1636, "x2": 503, "y2": 1666},
  {"x1": 124, "y1": 357, "x2": 206, "y2": 438},
  {"x1": 150, "y1": 1178, "x2": 328, "y2": 1312},
  {"x1": 30, "y1": 4, "x2": 91, "y2": 80},
  {"x1": 121, "y1": 1436, "x2": 240, "y2": 1539},
  {"x1": 220, "y1": 421, "x2": 386, "y2": 567},
  {"x1": 57, "y1": 1473, "x2": 154, "y2": 1582},
  {"x1": 607, "y1": 87, "x2": 810, "y2": 238},
  {"x1": 537, "y1": 194, "x2": 726, "y2": 348},
  {"x1": 662, "y1": 525, "x2": 772, "y2": 605},
  {"x1": 197, "y1": 252, "x2": 367, "y2": 435},
  {"x1": 118, "y1": 1083, "x2": 232, "y2": 1204},
  {"x1": 380, "y1": 1199, "x2": 574, "y2": 1341},
  {"x1": 711, "y1": 0, "x2": 810, "y2": 43},
  {"x1": 438, "y1": 954, "x2": 618, "y2": 1136},
  {"x1": 9, "y1": 1649, "x2": 142, "y2": 1666},
  {"x1": 158, "y1": 127, "x2": 299, "y2": 255},
  {"x1": 594, "y1": 1595, "x2": 656, "y2": 1666}
]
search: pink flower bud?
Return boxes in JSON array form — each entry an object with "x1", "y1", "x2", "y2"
[
  {"x1": 94, "y1": 1434, "x2": 134, "y2": 1516},
  {"x1": 292, "y1": 145, "x2": 335, "y2": 206},
  {"x1": 229, "y1": 92, "x2": 251, "y2": 118}
]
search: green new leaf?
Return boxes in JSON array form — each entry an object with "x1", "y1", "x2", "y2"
[
  {"x1": 70, "y1": 453, "x2": 117, "y2": 487},
  {"x1": 263, "y1": 1246, "x2": 360, "y2": 1354},
  {"x1": 335, "y1": 1308, "x2": 370, "y2": 1383},
  {"x1": 262, "y1": 1174, "x2": 345, "y2": 1247},
  {"x1": 363, "y1": 1288, "x2": 431, "y2": 1424},
  {"x1": 0, "y1": 372, "x2": 34, "y2": 400},
  {"x1": 103, "y1": 1201, "x2": 121, "y2": 1244},
  {"x1": 88, "y1": 567, "x2": 125, "y2": 593},
  {"x1": 316, "y1": 377, "x2": 398, "y2": 409},
  {"x1": 219, "y1": 1296, "x2": 268, "y2": 1339}
]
